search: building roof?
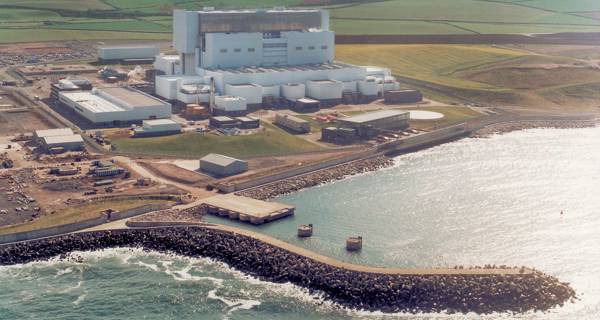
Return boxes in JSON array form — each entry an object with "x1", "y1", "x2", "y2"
[
  {"x1": 61, "y1": 91, "x2": 125, "y2": 113},
  {"x1": 212, "y1": 116, "x2": 235, "y2": 121},
  {"x1": 35, "y1": 128, "x2": 74, "y2": 138},
  {"x1": 61, "y1": 87, "x2": 169, "y2": 114},
  {"x1": 204, "y1": 62, "x2": 360, "y2": 75},
  {"x1": 42, "y1": 134, "x2": 84, "y2": 145},
  {"x1": 101, "y1": 87, "x2": 168, "y2": 108},
  {"x1": 236, "y1": 116, "x2": 257, "y2": 122},
  {"x1": 201, "y1": 153, "x2": 246, "y2": 167},
  {"x1": 340, "y1": 110, "x2": 409, "y2": 124},
  {"x1": 99, "y1": 45, "x2": 158, "y2": 50},
  {"x1": 143, "y1": 119, "x2": 178, "y2": 126}
]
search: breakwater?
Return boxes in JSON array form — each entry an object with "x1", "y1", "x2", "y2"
[
  {"x1": 0, "y1": 227, "x2": 574, "y2": 314},
  {"x1": 236, "y1": 156, "x2": 394, "y2": 200}
]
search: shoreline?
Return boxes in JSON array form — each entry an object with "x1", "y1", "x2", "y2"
[
  {"x1": 0, "y1": 226, "x2": 575, "y2": 314},
  {"x1": 471, "y1": 118, "x2": 598, "y2": 138}
]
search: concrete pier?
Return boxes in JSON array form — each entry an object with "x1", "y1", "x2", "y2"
[{"x1": 200, "y1": 194, "x2": 294, "y2": 225}]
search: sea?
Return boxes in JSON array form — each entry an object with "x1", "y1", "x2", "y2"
[{"x1": 2, "y1": 127, "x2": 599, "y2": 319}]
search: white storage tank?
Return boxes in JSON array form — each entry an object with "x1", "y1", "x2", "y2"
[
  {"x1": 214, "y1": 96, "x2": 247, "y2": 112},
  {"x1": 342, "y1": 81, "x2": 357, "y2": 92},
  {"x1": 261, "y1": 84, "x2": 281, "y2": 98},
  {"x1": 225, "y1": 84, "x2": 263, "y2": 105},
  {"x1": 306, "y1": 80, "x2": 343, "y2": 100},
  {"x1": 358, "y1": 76, "x2": 379, "y2": 96},
  {"x1": 281, "y1": 83, "x2": 305, "y2": 100}
]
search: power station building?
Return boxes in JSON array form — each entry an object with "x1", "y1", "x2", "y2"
[
  {"x1": 154, "y1": 8, "x2": 400, "y2": 112},
  {"x1": 58, "y1": 86, "x2": 171, "y2": 124}
]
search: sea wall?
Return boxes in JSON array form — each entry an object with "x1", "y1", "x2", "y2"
[
  {"x1": 236, "y1": 156, "x2": 394, "y2": 200},
  {"x1": 0, "y1": 226, "x2": 575, "y2": 314}
]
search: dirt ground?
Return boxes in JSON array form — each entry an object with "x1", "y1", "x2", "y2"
[{"x1": 139, "y1": 161, "x2": 213, "y2": 186}]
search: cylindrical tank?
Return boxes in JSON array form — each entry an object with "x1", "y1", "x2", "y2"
[
  {"x1": 346, "y1": 236, "x2": 362, "y2": 251},
  {"x1": 358, "y1": 77, "x2": 379, "y2": 96},
  {"x1": 281, "y1": 83, "x2": 305, "y2": 100},
  {"x1": 297, "y1": 224, "x2": 313, "y2": 237}
]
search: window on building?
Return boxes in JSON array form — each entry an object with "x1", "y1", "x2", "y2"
[
  {"x1": 263, "y1": 43, "x2": 287, "y2": 48},
  {"x1": 248, "y1": 48, "x2": 255, "y2": 52},
  {"x1": 308, "y1": 46, "x2": 315, "y2": 50},
  {"x1": 321, "y1": 45, "x2": 328, "y2": 50},
  {"x1": 234, "y1": 48, "x2": 241, "y2": 53},
  {"x1": 220, "y1": 49, "x2": 227, "y2": 53},
  {"x1": 296, "y1": 46, "x2": 303, "y2": 51}
]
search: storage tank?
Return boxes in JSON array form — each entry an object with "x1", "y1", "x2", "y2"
[
  {"x1": 225, "y1": 84, "x2": 262, "y2": 105},
  {"x1": 281, "y1": 83, "x2": 305, "y2": 101},
  {"x1": 358, "y1": 76, "x2": 379, "y2": 96},
  {"x1": 262, "y1": 84, "x2": 281, "y2": 98},
  {"x1": 306, "y1": 80, "x2": 343, "y2": 100},
  {"x1": 342, "y1": 81, "x2": 357, "y2": 92}
]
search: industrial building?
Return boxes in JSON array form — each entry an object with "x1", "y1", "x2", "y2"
[
  {"x1": 50, "y1": 79, "x2": 92, "y2": 100},
  {"x1": 154, "y1": 8, "x2": 400, "y2": 111},
  {"x1": 274, "y1": 113, "x2": 310, "y2": 133},
  {"x1": 58, "y1": 86, "x2": 171, "y2": 124},
  {"x1": 209, "y1": 116, "x2": 238, "y2": 128},
  {"x1": 384, "y1": 89, "x2": 423, "y2": 104},
  {"x1": 98, "y1": 46, "x2": 160, "y2": 63},
  {"x1": 236, "y1": 116, "x2": 260, "y2": 129},
  {"x1": 134, "y1": 119, "x2": 181, "y2": 137},
  {"x1": 33, "y1": 128, "x2": 84, "y2": 153},
  {"x1": 200, "y1": 153, "x2": 248, "y2": 177},
  {"x1": 337, "y1": 110, "x2": 410, "y2": 139}
]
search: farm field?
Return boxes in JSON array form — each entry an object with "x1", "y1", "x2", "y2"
[
  {"x1": 111, "y1": 124, "x2": 323, "y2": 158},
  {"x1": 1, "y1": 0, "x2": 600, "y2": 43}
]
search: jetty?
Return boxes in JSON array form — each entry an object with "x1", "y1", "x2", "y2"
[{"x1": 199, "y1": 194, "x2": 294, "y2": 225}]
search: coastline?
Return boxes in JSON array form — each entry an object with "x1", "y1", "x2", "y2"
[
  {"x1": 470, "y1": 118, "x2": 598, "y2": 138},
  {"x1": 0, "y1": 226, "x2": 576, "y2": 314}
]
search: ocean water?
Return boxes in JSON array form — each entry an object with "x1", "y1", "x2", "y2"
[{"x1": 3, "y1": 127, "x2": 600, "y2": 319}]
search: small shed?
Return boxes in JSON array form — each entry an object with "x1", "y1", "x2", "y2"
[{"x1": 200, "y1": 153, "x2": 248, "y2": 177}]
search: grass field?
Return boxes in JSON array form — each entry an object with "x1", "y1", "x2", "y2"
[
  {"x1": 336, "y1": 44, "x2": 526, "y2": 89},
  {"x1": 0, "y1": 28, "x2": 171, "y2": 43},
  {"x1": 111, "y1": 124, "x2": 323, "y2": 158},
  {"x1": 336, "y1": 43, "x2": 600, "y2": 110},
  {"x1": 0, "y1": 198, "x2": 172, "y2": 235},
  {"x1": 0, "y1": 0, "x2": 599, "y2": 43}
]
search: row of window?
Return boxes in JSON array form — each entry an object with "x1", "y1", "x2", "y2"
[
  {"x1": 217, "y1": 45, "x2": 329, "y2": 54},
  {"x1": 295, "y1": 45, "x2": 328, "y2": 51},
  {"x1": 219, "y1": 48, "x2": 256, "y2": 53}
]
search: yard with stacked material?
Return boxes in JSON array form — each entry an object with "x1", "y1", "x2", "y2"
[
  {"x1": 111, "y1": 124, "x2": 323, "y2": 158},
  {"x1": 0, "y1": 0, "x2": 599, "y2": 43},
  {"x1": 336, "y1": 44, "x2": 600, "y2": 110}
]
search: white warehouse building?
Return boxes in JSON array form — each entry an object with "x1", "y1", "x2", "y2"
[
  {"x1": 154, "y1": 8, "x2": 400, "y2": 111},
  {"x1": 59, "y1": 86, "x2": 172, "y2": 124}
]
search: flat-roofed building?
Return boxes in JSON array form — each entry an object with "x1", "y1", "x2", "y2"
[
  {"x1": 34, "y1": 128, "x2": 74, "y2": 142},
  {"x1": 200, "y1": 153, "x2": 248, "y2": 177},
  {"x1": 134, "y1": 119, "x2": 181, "y2": 137},
  {"x1": 337, "y1": 109, "x2": 410, "y2": 138},
  {"x1": 58, "y1": 86, "x2": 171, "y2": 124},
  {"x1": 40, "y1": 134, "x2": 84, "y2": 152}
]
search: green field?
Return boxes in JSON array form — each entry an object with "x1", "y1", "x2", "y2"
[
  {"x1": 111, "y1": 124, "x2": 323, "y2": 158},
  {"x1": 0, "y1": 0, "x2": 599, "y2": 43}
]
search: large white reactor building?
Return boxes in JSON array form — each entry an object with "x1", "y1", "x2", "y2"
[{"x1": 154, "y1": 8, "x2": 399, "y2": 114}]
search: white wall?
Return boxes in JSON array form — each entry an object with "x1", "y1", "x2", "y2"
[
  {"x1": 225, "y1": 84, "x2": 262, "y2": 104},
  {"x1": 173, "y1": 10, "x2": 198, "y2": 54},
  {"x1": 306, "y1": 80, "x2": 343, "y2": 100},
  {"x1": 215, "y1": 96, "x2": 247, "y2": 111},
  {"x1": 202, "y1": 33, "x2": 263, "y2": 68},
  {"x1": 285, "y1": 31, "x2": 334, "y2": 65}
]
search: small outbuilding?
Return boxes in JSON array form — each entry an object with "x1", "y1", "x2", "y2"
[
  {"x1": 134, "y1": 119, "x2": 181, "y2": 137},
  {"x1": 200, "y1": 153, "x2": 248, "y2": 177},
  {"x1": 41, "y1": 134, "x2": 84, "y2": 152}
]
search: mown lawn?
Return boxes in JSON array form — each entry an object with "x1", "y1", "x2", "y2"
[{"x1": 111, "y1": 124, "x2": 323, "y2": 158}]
